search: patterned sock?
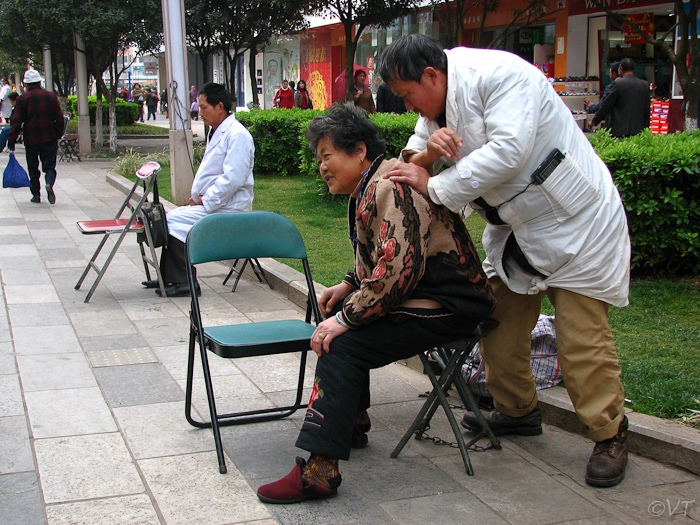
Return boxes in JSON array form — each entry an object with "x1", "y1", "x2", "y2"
[{"x1": 303, "y1": 454, "x2": 339, "y2": 488}]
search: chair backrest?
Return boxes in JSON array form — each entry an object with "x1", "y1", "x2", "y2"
[
  {"x1": 187, "y1": 212, "x2": 307, "y2": 265},
  {"x1": 62, "y1": 113, "x2": 70, "y2": 137}
]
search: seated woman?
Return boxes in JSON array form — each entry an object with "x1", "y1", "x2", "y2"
[{"x1": 256, "y1": 104, "x2": 495, "y2": 504}]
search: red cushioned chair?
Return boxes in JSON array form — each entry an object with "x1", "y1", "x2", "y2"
[{"x1": 75, "y1": 161, "x2": 166, "y2": 302}]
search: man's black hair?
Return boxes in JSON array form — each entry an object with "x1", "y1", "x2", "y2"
[
  {"x1": 619, "y1": 58, "x2": 635, "y2": 73},
  {"x1": 609, "y1": 61, "x2": 620, "y2": 76},
  {"x1": 306, "y1": 103, "x2": 385, "y2": 160},
  {"x1": 198, "y1": 82, "x2": 232, "y2": 113},
  {"x1": 378, "y1": 34, "x2": 447, "y2": 84}
]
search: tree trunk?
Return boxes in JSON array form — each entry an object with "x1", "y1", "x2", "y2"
[
  {"x1": 249, "y1": 41, "x2": 260, "y2": 108},
  {"x1": 345, "y1": 24, "x2": 358, "y2": 102},
  {"x1": 94, "y1": 87, "x2": 104, "y2": 151},
  {"x1": 198, "y1": 50, "x2": 210, "y2": 84},
  {"x1": 108, "y1": 97, "x2": 117, "y2": 153}
]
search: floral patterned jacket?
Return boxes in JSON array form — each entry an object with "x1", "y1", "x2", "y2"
[{"x1": 340, "y1": 158, "x2": 496, "y2": 327}]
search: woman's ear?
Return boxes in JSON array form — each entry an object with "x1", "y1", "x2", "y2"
[{"x1": 357, "y1": 142, "x2": 368, "y2": 160}]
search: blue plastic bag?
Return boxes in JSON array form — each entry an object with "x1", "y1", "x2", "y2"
[{"x1": 3, "y1": 152, "x2": 30, "y2": 188}]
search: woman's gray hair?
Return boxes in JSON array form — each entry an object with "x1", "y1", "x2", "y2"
[
  {"x1": 306, "y1": 103, "x2": 385, "y2": 160},
  {"x1": 378, "y1": 34, "x2": 447, "y2": 83}
]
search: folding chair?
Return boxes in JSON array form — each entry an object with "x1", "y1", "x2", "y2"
[
  {"x1": 222, "y1": 257, "x2": 272, "y2": 292},
  {"x1": 75, "y1": 161, "x2": 166, "y2": 302},
  {"x1": 391, "y1": 319, "x2": 502, "y2": 475},
  {"x1": 184, "y1": 211, "x2": 322, "y2": 474},
  {"x1": 58, "y1": 113, "x2": 81, "y2": 162}
]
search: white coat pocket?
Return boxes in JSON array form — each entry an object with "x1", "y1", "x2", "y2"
[{"x1": 538, "y1": 153, "x2": 601, "y2": 222}]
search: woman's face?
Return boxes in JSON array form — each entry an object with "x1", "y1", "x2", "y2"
[
  {"x1": 298, "y1": 81, "x2": 305, "y2": 90},
  {"x1": 282, "y1": 81, "x2": 289, "y2": 89},
  {"x1": 316, "y1": 136, "x2": 365, "y2": 195},
  {"x1": 355, "y1": 72, "x2": 366, "y2": 84}
]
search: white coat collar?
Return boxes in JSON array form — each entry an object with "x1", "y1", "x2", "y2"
[{"x1": 207, "y1": 114, "x2": 236, "y2": 150}]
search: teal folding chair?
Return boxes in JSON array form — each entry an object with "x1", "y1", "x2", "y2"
[{"x1": 184, "y1": 212, "x2": 322, "y2": 474}]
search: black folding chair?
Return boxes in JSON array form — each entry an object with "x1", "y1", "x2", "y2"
[
  {"x1": 184, "y1": 211, "x2": 322, "y2": 474},
  {"x1": 75, "y1": 161, "x2": 166, "y2": 302},
  {"x1": 391, "y1": 319, "x2": 502, "y2": 475},
  {"x1": 222, "y1": 257, "x2": 273, "y2": 292},
  {"x1": 58, "y1": 113, "x2": 80, "y2": 162}
]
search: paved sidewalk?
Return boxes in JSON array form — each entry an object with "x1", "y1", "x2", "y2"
[{"x1": 1, "y1": 157, "x2": 699, "y2": 525}]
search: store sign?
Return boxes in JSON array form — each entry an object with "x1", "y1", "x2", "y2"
[
  {"x1": 624, "y1": 13, "x2": 654, "y2": 43},
  {"x1": 569, "y1": 0, "x2": 664, "y2": 17}
]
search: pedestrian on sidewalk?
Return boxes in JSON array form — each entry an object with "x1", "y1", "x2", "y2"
[
  {"x1": 132, "y1": 83, "x2": 145, "y2": 122},
  {"x1": 7, "y1": 69, "x2": 63, "y2": 204},
  {"x1": 141, "y1": 82, "x2": 254, "y2": 297},
  {"x1": 379, "y1": 34, "x2": 631, "y2": 488},
  {"x1": 145, "y1": 88, "x2": 159, "y2": 121},
  {"x1": 257, "y1": 103, "x2": 495, "y2": 504}
]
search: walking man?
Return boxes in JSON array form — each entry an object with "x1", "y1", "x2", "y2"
[{"x1": 8, "y1": 69, "x2": 63, "y2": 204}]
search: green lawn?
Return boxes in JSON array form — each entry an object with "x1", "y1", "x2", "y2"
[
  {"x1": 120, "y1": 166, "x2": 700, "y2": 425},
  {"x1": 67, "y1": 121, "x2": 167, "y2": 135}
]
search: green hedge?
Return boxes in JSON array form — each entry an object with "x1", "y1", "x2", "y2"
[
  {"x1": 591, "y1": 129, "x2": 700, "y2": 275},
  {"x1": 236, "y1": 108, "x2": 322, "y2": 176},
  {"x1": 66, "y1": 95, "x2": 139, "y2": 126},
  {"x1": 238, "y1": 108, "x2": 699, "y2": 276}
]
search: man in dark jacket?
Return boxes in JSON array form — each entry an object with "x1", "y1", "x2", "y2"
[
  {"x1": 590, "y1": 58, "x2": 650, "y2": 137},
  {"x1": 8, "y1": 69, "x2": 63, "y2": 204},
  {"x1": 376, "y1": 81, "x2": 406, "y2": 113}
]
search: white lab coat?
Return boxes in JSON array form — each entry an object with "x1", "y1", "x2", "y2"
[
  {"x1": 167, "y1": 114, "x2": 254, "y2": 243},
  {"x1": 403, "y1": 48, "x2": 630, "y2": 307},
  {"x1": 0, "y1": 84, "x2": 12, "y2": 119}
]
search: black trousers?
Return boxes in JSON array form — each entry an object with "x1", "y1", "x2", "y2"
[
  {"x1": 25, "y1": 140, "x2": 58, "y2": 198},
  {"x1": 159, "y1": 235, "x2": 193, "y2": 285},
  {"x1": 295, "y1": 310, "x2": 479, "y2": 460}
]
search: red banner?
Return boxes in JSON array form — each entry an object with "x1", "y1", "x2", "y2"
[{"x1": 624, "y1": 13, "x2": 654, "y2": 44}]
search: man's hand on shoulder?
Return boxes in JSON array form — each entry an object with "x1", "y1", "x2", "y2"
[{"x1": 384, "y1": 161, "x2": 430, "y2": 198}]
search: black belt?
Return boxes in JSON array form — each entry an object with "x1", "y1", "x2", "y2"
[
  {"x1": 473, "y1": 197, "x2": 506, "y2": 225},
  {"x1": 502, "y1": 232, "x2": 546, "y2": 279}
]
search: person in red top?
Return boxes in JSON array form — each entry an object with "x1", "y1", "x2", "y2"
[
  {"x1": 8, "y1": 69, "x2": 63, "y2": 204},
  {"x1": 273, "y1": 80, "x2": 295, "y2": 109},
  {"x1": 294, "y1": 79, "x2": 313, "y2": 109}
]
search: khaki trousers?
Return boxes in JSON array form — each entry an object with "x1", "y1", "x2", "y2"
[{"x1": 479, "y1": 277, "x2": 625, "y2": 442}]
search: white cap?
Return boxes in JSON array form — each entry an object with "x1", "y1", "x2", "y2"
[{"x1": 23, "y1": 69, "x2": 43, "y2": 84}]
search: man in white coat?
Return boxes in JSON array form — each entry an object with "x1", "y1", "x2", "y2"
[
  {"x1": 0, "y1": 78, "x2": 12, "y2": 123},
  {"x1": 380, "y1": 35, "x2": 631, "y2": 488},
  {"x1": 142, "y1": 82, "x2": 254, "y2": 297}
]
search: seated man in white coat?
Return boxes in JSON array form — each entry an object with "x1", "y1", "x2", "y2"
[{"x1": 143, "y1": 82, "x2": 254, "y2": 297}]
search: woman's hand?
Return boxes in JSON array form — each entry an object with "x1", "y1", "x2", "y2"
[
  {"x1": 311, "y1": 317, "x2": 348, "y2": 357},
  {"x1": 319, "y1": 282, "x2": 354, "y2": 317}
]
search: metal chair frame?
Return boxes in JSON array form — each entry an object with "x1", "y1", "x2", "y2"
[
  {"x1": 184, "y1": 212, "x2": 322, "y2": 474},
  {"x1": 222, "y1": 257, "x2": 272, "y2": 292},
  {"x1": 391, "y1": 320, "x2": 502, "y2": 475},
  {"x1": 74, "y1": 161, "x2": 166, "y2": 302},
  {"x1": 58, "y1": 112, "x2": 80, "y2": 162}
]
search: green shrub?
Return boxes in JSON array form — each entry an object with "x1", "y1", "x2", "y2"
[
  {"x1": 236, "y1": 108, "x2": 322, "y2": 176},
  {"x1": 67, "y1": 95, "x2": 139, "y2": 126},
  {"x1": 591, "y1": 129, "x2": 700, "y2": 275}
]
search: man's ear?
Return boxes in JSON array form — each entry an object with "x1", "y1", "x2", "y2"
[{"x1": 423, "y1": 67, "x2": 440, "y2": 85}]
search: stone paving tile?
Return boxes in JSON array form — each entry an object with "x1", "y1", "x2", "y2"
[
  {"x1": 604, "y1": 484, "x2": 698, "y2": 524},
  {"x1": 16, "y1": 353, "x2": 97, "y2": 392},
  {"x1": 133, "y1": 317, "x2": 190, "y2": 348},
  {"x1": 431, "y1": 442, "x2": 611, "y2": 525},
  {"x1": 93, "y1": 363, "x2": 183, "y2": 408},
  {"x1": 139, "y1": 451, "x2": 272, "y2": 525},
  {"x1": 380, "y1": 490, "x2": 509, "y2": 525},
  {"x1": 8, "y1": 303, "x2": 69, "y2": 327},
  {"x1": 4, "y1": 284, "x2": 60, "y2": 304},
  {"x1": 34, "y1": 433, "x2": 144, "y2": 504},
  {"x1": 67, "y1": 309, "x2": 137, "y2": 338},
  {"x1": 341, "y1": 429, "x2": 465, "y2": 503},
  {"x1": 0, "y1": 374, "x2": 24, "y2": 417},
  {"x1": 0, "y1": 471, "x2": 45, "y2": 525},
  {"x1": 179, "y1": 372, "x2": 271, "y2": 416},
  {"x1": 0, "y1": 352, "x2": 17, "y2": 374},
  {"x1": 0, "y1": 234, "x2": 34, "y2": 244},
  {"x1": 24, "y1": 387, "x2": 117, "y2": 439},
  {"x1": 113, "y1": 401, "x2": 214, "y2": 460},
  {"x1": 117, "y1": 297, "x2": 187, "y2": 321},
  {"x1": 12, "y1": 324, "x2": 80, "y2": 355},
  {"x1": 0, "y1": 244, "x2": 40, "y2": 258},
  {"x1": 0, "y1": 416, "x2": 35, "y2": 474},
  {"x1": 45, "y1": 494, "x2": 161, "y2": 525},
  {"x1": 0, "y1": 315, "x2": 10, "y2": 343},
  {"x1": 154, "y1": 343, "x2": 243, "y2": 381},
  {"x1": 0, "y1": 224, "x2": 29, "y2": 235},
  {"x1": 234, "y1": 353, "x2": 315, "y2": 393},
  {"x1": 80, "y1": 332, "x2": 149, "y2": 352},
  {"x1": 1, "y1": 268, "x2": 53, "y2": 286}
]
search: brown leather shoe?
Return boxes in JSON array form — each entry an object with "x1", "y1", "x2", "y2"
[
  {"x1": 586, "y1": 416, "x2": 628, "y2": 487},
  {"x1": 461, "y1": 407, "x2": 542, "y2": 436}
]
